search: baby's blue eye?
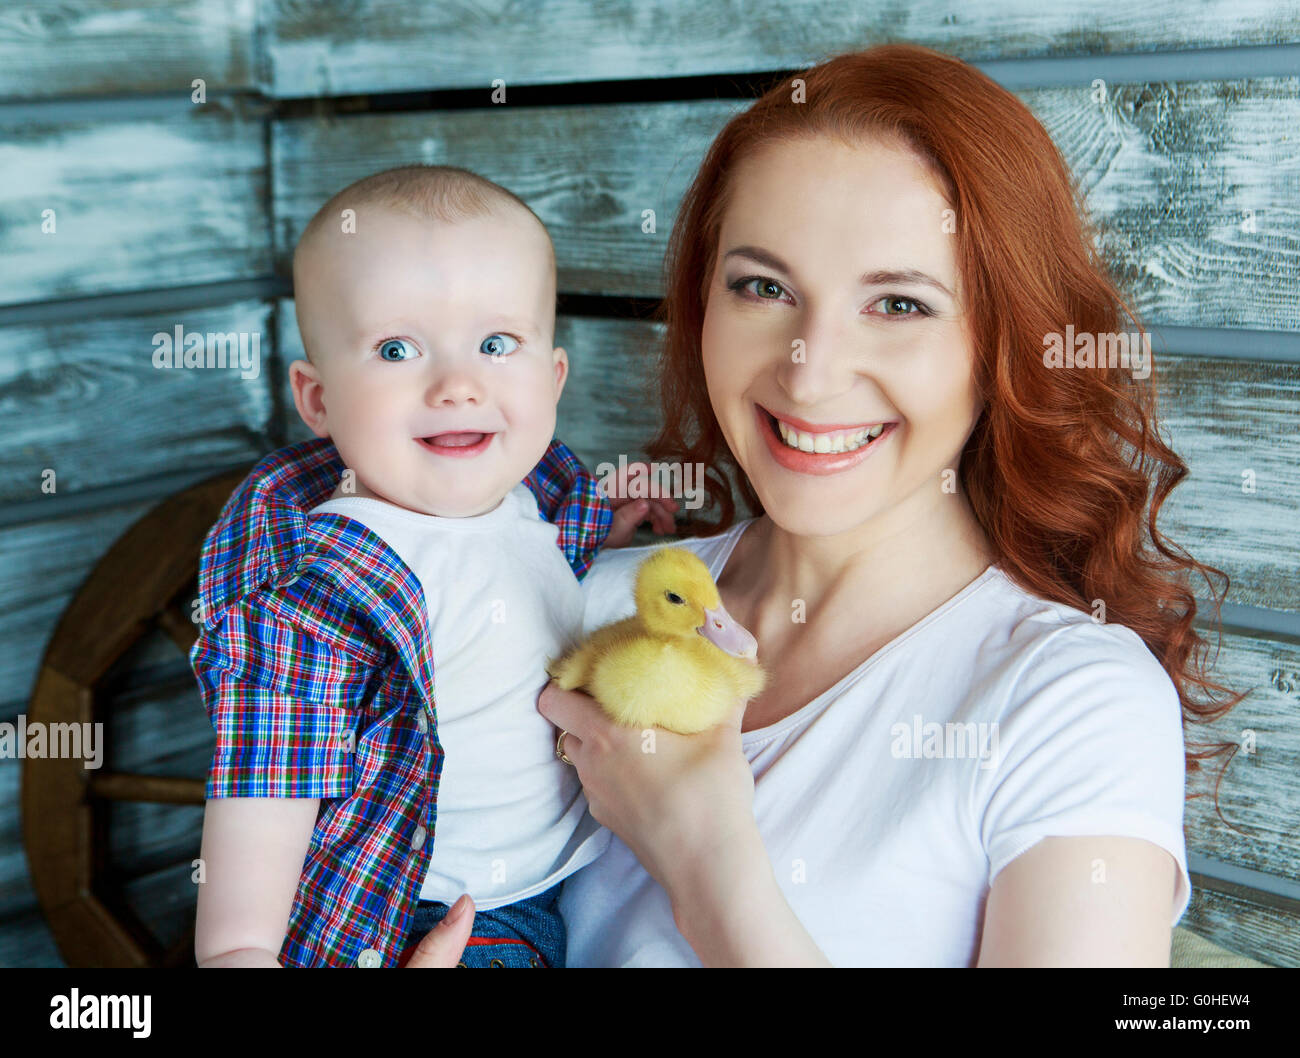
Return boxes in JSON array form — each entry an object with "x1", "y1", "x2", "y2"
[
  {"x1": 480, "y1": 334, "x2": 520, "y2": 357},
  {"x1": 378, "y1": 338, "x2": 419, "y2": 362}
]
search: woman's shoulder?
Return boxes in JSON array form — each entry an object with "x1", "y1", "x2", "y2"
[
  {"x1": 973, "y1": 566, "x2": 1182, "y2": 730},
  {"x1": 982, "y1": 565, "x2": 1168, "y2": 669}
]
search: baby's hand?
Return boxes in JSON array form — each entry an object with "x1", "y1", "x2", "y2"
[{"x1": 602, "y1": 460, "x2": 679, "y2": 547}]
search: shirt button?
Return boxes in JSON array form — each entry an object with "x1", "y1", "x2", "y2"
[
  {"x1": 357, "y1": 948, "x2": 381, "y2": 968},
  {"x1": 416, "y1": 712, "x2": 428, "y2": 734},
  {"x1": 280, "y1": 557, "x2": 313, "y2": 588},
  {"x1": 411, "y1": 825, "x2": 427, "y2": 850}
]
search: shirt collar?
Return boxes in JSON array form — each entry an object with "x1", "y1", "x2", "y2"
[{"x1": 197, "y1": 437, "x2": 344, "y2": 621}]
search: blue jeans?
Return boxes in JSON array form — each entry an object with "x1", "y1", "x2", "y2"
[{"x1": 399, "y1": 882, "x2": 566, "y2": 967}]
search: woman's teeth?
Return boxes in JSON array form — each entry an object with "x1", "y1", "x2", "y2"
[{"x1": 775, "y1": 418, "x2": 885, "y2": 453}]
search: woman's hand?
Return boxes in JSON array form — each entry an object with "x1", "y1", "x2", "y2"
[
  {"x1": 602, "y1": 460, "x2": 679, "y2": 547},
  {"x1": 537, "y1": 682, "x2": 759, "y2": 924},
  {"x1": 539, "y1": 682, "x2": 833, "y2": 965},
  {"x1": 401, "y1": 893, "x2": 475, "y2": 967}
]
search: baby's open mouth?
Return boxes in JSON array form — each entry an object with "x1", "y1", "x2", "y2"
[
  {"x1": 420, "y1": 432, "x2": 489, "y2": 448},
  {"x1": 416, "y1": 431, "x2": 496, "y2": 456}
]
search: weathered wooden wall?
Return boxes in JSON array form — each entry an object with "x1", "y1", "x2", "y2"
[{"x1": 1, "y1": 0, "x2": 1297, "y2": 967}]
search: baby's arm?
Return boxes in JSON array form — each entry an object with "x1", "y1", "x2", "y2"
[
  {"x1": 190, "y1": 589, "x2": 371, "y2": 967},
  {"x1": 195, "y1": 797, "x2": 320, "y2": 967}
]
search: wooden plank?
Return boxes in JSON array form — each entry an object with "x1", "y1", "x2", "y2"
[
  {"x1": 0, "y1": 497, "x2": 205, "y2": 713},
  {"x1": 102, "y1": 676, "x2": 212, "y2": 879},
  {"x1": 1183, "y1": 879, "x2": 1299, "y2": 967},
  {"x1": 0, "y1": 1, "x2": 256, "y2": 100},
  {"x1": 272, "y1": 79, "x2": 1300, "y2": 330},
  {"x1": 1184, "y1": 629, "x2": 1300, "y2": 883},
  {"x1": 1024, "y1": 79, "x2": 1300, "y2": 333},
  {"x1": 0, "y1": 301, "x2": 276, "y2": 505},
  {"x1": 271, "y1": 100, "x2": 740, "y2": 300},
  {"x1": 1157, "y1": 356, "x2": 1300, "y2": 614},
  {"x1": 0, "y1": 908, "x2": 66, "y2": 968},
  {"x1": 2, "y1": 102, "x2": 269, "y2": 306},
  {"x1": 261, "y1": 0, "x2": 1300, "y2": 97}
]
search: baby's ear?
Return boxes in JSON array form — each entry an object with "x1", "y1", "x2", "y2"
[
  {"x1": 552, "y1": 346, "x2": 569, "y2": 396},
  {"x1": 288, "y1": 358, "x2": 330, "y2": 439}
]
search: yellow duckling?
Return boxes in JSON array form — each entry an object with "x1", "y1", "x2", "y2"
[{"x1": 546, "y1": 547, "x2": 767, "y2": 734}]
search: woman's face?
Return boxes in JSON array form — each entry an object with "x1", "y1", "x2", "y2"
[{"x1": 701, "y1": 134, "x2": 983, "y2": 539}]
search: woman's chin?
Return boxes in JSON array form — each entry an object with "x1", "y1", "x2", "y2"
[{"x1": 748, "y1": 480, "x2": 880, "y2": 538}]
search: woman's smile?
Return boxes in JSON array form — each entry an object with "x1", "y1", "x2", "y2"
[{"x1": 754, "y1": 402, "x2": 897, "y2": 476}]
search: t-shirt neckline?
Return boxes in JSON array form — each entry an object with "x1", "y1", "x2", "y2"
[
  {"x1": 707, "y1": 517, "x2": 1000, "y2": 745},
  {"x1": 309, "y1": 483, "x2": 527, "y2": 531}
]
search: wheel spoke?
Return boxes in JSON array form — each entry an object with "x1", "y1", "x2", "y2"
[
  {"x1": 87, "y1": 772, "x2": 205, "y2": 805},
  {"x1": 155, "y1": 595, "x2": 200, "y2": 654}
]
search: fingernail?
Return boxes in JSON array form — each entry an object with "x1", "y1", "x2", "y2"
[{"x1": 442, "y1": 893, "x2": 469, "y2": 926}]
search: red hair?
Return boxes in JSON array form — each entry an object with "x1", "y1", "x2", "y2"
[{"x1": 646, "y1": 43, "x2": 1241, "y2": 798}]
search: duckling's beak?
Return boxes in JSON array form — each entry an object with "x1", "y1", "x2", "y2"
[{"x1": 697, "y1": 603, "x2": 759, "y2": 659}]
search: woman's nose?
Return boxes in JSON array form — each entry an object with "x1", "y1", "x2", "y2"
[{"x1": 775, "y1": 316, "x2": 862, "y2": 403}]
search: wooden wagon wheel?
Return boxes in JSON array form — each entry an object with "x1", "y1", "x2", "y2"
[{"x1": 22, "y1": 465, "x2": 253, "y2": 968}]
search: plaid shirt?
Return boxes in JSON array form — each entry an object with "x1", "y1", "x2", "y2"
[{"x1": 190, "y1": 435, "x2": 611, "y2": 967}]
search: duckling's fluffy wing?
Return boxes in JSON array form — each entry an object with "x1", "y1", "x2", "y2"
[
  {"x1": 545, "y1": 616, "x2": 644, "y2": 691},
  {"x1": 589, "y1": 639, "x2": 753, "y2": 734}
]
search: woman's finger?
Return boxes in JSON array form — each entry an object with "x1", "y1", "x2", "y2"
[
  {"x1": 402, "y1": 894, "x2": 475, "y2": 967},
  {"x1": 537, "y1": 680, "x2": 606, "y2": 740}
]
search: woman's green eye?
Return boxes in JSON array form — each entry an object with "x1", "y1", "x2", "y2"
[
  {"x1": 378, "y1": 338, "x2": 419, "y2": 361},
  {"x1": 873, "y1": 296, "x2": 925, "y2": 316},
  {"x1": 481, "y1": 334, "x2": 520, "y2": 357},
  {"x1": 751, "y1": 278, "x2": 786, "y2": 299}
]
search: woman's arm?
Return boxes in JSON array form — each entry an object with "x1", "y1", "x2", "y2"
[
  {"x1": 977, "y1": 835, "x2": 1176, "y2": 966},
  {"x1": 538, "y1": 683, "x2": 832, "y2": 967},
  {"x1": 667, "y1": 819, "x2": 833, "y2": 967}
]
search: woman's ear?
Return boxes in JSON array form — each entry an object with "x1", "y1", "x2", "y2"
[{"x1": 289, "y1": 357, "x2": 330, "y2": 439}]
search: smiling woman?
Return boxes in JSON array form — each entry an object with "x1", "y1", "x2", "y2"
[{"x1": 545, "y1": 42, "x2": 1244, "y2": 967}]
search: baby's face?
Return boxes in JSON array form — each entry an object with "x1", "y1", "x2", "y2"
[{"x1": 290, "y1": 205, "x2": 566, "y2": 517}]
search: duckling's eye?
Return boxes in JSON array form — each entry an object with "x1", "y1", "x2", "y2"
[{"x1": 664, "y1": 591, "x2": 685, "y2": 605}]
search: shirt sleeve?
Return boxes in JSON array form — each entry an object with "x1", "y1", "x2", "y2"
[
  {"x1": 523, "y1": 437, "x2": 613, "y2": 581},
  {"x1": 191, "y1": 589, "x2": 382, "y2": 799},
  {"x1": 974, "y1": 621, "x2": 1192, "y2": 928}
]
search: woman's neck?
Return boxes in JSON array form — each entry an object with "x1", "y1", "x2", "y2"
[{"x1": 719, "y1": 483, "x2": 995, "y2": 662}]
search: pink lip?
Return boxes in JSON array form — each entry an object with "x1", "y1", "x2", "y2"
[
  {"x1": 754, "y1": 403, "x2": 895, "y2": 477},
  {"x1": 763, "y1": 407, "x2": 886, "y2": 433},
  {"x1": 416, "y1": 432, "x2": 495, "y2": 458}
]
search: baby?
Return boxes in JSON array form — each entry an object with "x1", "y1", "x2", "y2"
[{"x1": 192, "y1": 164, "x2": 671, "y2": 968}]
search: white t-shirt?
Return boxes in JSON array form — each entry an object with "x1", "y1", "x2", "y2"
[
  {"x1": 310, "y1": 483, "x2": 609, "y2": 910},
  {"x1": 559, "y1": 518, "x2": 1192, "y2": 966}
]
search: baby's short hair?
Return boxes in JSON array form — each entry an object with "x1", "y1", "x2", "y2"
[
  {"x1": 293, "y1": 164, "x2": 556, "y2": 364},
  {"x1": 296, "y1": 163, "x2": 552, "y2": 260}
]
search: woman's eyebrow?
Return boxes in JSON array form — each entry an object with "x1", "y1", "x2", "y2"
[
  {"x1": 724, "y1": 246, "x2": 953, "y2": 298},
  {"x1": 860, "y1": 269, "x2": 954, "y2": 298},
  {"x1": 723, "y1": 245, "x2": 791, "y2": 274}
]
